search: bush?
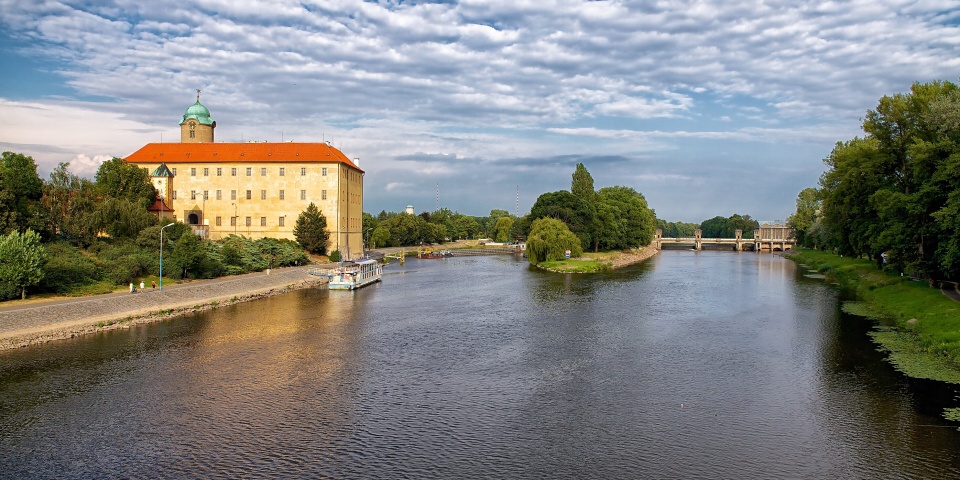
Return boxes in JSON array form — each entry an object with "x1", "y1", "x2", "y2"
[
  {"x1": 328, "y1": 250, "x2": 342, "y2": 262},
  {"x1": 39, "y1": 241, "x2": 102, "y2": 294}
]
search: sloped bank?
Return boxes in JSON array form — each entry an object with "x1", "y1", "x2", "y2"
[
  {"x1": 791, "y1": 249, "x2": 960, "y2": 382},
  {"x1": 790, "y1": 249, "x2": 960, "y2": 424},
  {"x1": 0, "y1": 269, "x2": 328, "y2": 351}
]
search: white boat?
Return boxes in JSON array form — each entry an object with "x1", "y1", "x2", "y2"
[{"x1": 328, "y1": 258, "x2": 383, "y2": 290}]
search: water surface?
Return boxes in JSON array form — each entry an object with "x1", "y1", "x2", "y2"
[{"x1": 1, "y1": 251, "x2": 958, "y2": 478}]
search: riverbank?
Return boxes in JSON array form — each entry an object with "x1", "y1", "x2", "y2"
[
  {"x1": 0, "y1": 266, "x2": 328, "y2": 351},
  {"x1": 538, "y1": 246, "x2": 659, "y2": 273},
  {"x1": 790, "y1": 249, "x2": 960, "y2": 384}
]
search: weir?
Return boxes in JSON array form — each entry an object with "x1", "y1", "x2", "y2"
[{"x1": 653, "y1": 224, "x2": 795, "y2": 252}]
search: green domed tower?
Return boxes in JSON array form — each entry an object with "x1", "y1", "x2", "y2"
[{"x1": 180, "y1": 89, "x2": 216, "y2": 143}]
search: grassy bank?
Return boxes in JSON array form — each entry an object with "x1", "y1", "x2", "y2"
[
  {"x1": 538, "y1": 247, "x2": 658, "y2": 273},
  {"x1": 791, "y1": 249, "x2": 960, "y2": 384}
]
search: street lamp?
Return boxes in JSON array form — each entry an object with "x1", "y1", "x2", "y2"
[{"x1": 160, "y1": 222, "x2": 175, "y2": 291}]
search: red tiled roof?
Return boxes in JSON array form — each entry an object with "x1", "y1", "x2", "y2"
[
  {"x1": 125, "y1": 142, "x2": 363, "y2": 172},
  {"x1": 147, "y1": 197, "x2": 173, "y2": 212}
]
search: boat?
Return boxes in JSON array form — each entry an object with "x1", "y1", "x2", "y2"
[{"x1": 328, "y1": 258, "x2": 383, "y2": 290}]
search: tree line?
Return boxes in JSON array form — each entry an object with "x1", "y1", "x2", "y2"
[
  {"x1": 787, "y1": 80, "x2": 960, "y2": 282},
  {"x1": 655, "y1": 214, "x2": 760, "y2": 239}
]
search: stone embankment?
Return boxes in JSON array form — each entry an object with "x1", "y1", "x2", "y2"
[{"x1": 0, "y1": 266, "x2": 328, "y2": 351}]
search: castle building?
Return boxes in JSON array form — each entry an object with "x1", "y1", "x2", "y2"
[{"x1": 125, "y1": 94, "x2": 364, "y2": 258}]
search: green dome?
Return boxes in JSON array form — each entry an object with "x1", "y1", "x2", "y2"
[{"x1": 181, "y1": 100, "x2": 214, "y2": 126}]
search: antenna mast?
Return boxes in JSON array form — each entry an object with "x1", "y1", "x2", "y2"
[
  {"x1": 515, "y1": 185, "x2": 519, "y2": 217},
  {"x1": 436, "y1": 183, "x2": 440, "y2": 211}
]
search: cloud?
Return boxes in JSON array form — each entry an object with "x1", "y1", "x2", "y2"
[{"x1": 0, "y1": 0, "x2": 957, "y2": 221}]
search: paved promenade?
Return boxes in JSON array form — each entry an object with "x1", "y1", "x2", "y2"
[{"x1": 0, "y1": 265, "x2": 328, "y2": 350}]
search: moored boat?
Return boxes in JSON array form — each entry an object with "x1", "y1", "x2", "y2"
[{"x1": 328, "y1": 258, "x2": 383, "y2": 290}]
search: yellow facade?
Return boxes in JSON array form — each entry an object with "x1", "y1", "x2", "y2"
[{"x1": 126, "y1": 98, "x2": 364, "y2": 258}]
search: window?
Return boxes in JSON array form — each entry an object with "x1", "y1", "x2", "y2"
[
  {"x1": 232, "y1": 167, "x2": 237, "y2": 176},
  {"x1": 322, "y1": 189, "x2": 327, "y2": 200},
  {"x1": 261, "y1": 190, "x2": 266, "y2": 200},
  {"x1": 191, "y1": 168, "x2": 196, "y2": 176},
  {"x1": 322, "y1": 167, "x2": 327, "y2": 176},
  {"x1": 216, "y1": 216, "x2": 221, "y2": 226},
  {"x1": 172, "y1": 168, "x2": 177, "y2": 176},
  {"x1": 231, "y1": 190, "x2": 237, "y2": 200},
  {"x1": 246, "y1": 217, "x2": 251, "y2": 227},
  {"x1": 279, "y1": 167, "x2": 285, "y2": 176},
  {"x1": 190, "y1": 130, "x2": 195, "y2": 138},
  {"x1": 279, "y1": 217, "x2": 285, "y2": 227},
  {"x1": 231, "y1": 216, "x2": 236, "y2": 227},
  {"x1": 279, "y1": 190, "x2": 285, "y2": 200},
  {"x1": 191, "y1": 190, "x2": 196, "y2": 200},
  {"x1": 246, "y1": 167, "x2": 252, "y2": 176},
  {"x1": 301, "y1": 167, "x2": 306, "y2": 176},
  {"x1": 216, "y1": 190, "x2": 222, "y2": 200},
  {"x1": 260, "y1": 217, "x2": 266, "y2": 227},
  {"x1": 172, "y1": 191, "x2": 177, "y2": 199},
  {"x1": 246, "y1": 190, "x2": 252, "y2": 200},
  {"x1": 261, "y1": 167, "x2": 266, "y2": 176},
  {"x1": 300, "y1": 190, "x2": 306, "y2": 200},
  {"x1": 217, "y1": 168, "x2": 222, "y2": 176},
  {"x1": 203, "y1": 168, "x2": 209, "y2": 176},
  {"x1": 203, "y1": 190, "x2": 209, "y2": 200}
]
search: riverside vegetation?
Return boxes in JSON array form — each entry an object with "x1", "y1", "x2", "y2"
[{"x1": 791, "y1": 248, "x2": 960, "y2": 423}]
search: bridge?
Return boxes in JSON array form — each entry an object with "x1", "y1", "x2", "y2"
[{"x1": 653, "y1": 224, "x2": 796, "y2": 252}]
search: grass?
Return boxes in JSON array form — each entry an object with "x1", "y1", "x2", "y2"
[
  {"x1": 538, "y1": 258, "x2": 611, "y2": 273},
  {"x1": 792, "y1": 248, "x2": 960, "y2": 383}
]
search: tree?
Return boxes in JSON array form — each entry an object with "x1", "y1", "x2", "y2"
[
  {"x1": 169, "y1": 231, "x2": 206, "y2": 279},
  {"x1": 699, "y1": 216, "x2": 731, "y2": 238},
  {"x1": 493, "y1": 216, "x2": 514, "y2": 242},
  {"x1": 0, "y1": 152, "x2": 45, "y2": 235},
  {"x1": 787, "y1": 188, "x2": 821, "y2": 248},
  {"x1": 0, "y1": 229, "x2": 46, "y2": 300},
  {"x1": 571, "y1": 162, "x2": 600, "y2": 251},
  {"x1": 294, "y1": 203, "x2": 330, "y2": 254},
  {"x1": 597, "y1": 186, "x2": 656, "y2": 249},
  {"x1": 529, "y1": 190, "x2": 593, "y2": 249},
  {"x1": 526, "y1": 218, "x2": 583, "y2": 266},
  {"x1": 94, "y1": 157, "x2": 158, "y2": 208}
]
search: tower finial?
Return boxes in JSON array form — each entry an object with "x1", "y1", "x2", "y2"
[{"x1": 196, "y1": 89, "x2": 201, "y2": 102}]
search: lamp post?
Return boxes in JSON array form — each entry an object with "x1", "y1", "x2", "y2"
[{"x1": 160, "y1": 222, "x2": 175, "y2": 291}]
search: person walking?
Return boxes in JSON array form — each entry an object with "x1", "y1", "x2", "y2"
[
  {"x1": 130, "y1": 282, "x2": 135, "y2": 294},
  {"x1": 151, "y1": 280, "x2": 156, "y2": 289},
  {"x1": 140, "y1": 281, "x2": 145, "y2": 291}
]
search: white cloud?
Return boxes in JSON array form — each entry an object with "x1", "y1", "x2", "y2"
[{"x1": 0, "y1": 0, "x2": 956, "y2": 220}]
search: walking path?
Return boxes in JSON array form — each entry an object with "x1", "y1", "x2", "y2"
[
  {"x1": 0, "y1": 265, "x2": 329, "y2": 351},
  {"x1": 943, "y1": 281, "x2": 960, "y2": 303}
]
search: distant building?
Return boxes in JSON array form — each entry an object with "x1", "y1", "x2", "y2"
[
  {"x1": 405, "y1": 205, "x2": 415, "y2": 215},
  {"x1": 125, "y1": 93, "x2": 364, "y2": 258}
]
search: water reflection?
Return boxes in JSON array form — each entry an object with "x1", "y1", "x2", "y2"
[{"x1": 1, "y1": 252, "x2": 958, "y2": 478}]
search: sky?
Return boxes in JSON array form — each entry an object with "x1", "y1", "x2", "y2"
[{"x1": 1, "y1": 1, "x2": 958, "y2": 223}]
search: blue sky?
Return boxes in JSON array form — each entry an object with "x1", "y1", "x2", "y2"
[{"x1": 1, "y1": 0, "x2": 958, "y2": 223}]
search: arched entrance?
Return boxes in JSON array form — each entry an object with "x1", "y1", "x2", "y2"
[{"x1": 188, "y1": 213, "x2": 200, "y2": 225}]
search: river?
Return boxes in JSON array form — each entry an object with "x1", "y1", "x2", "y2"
[{"x1": 1, "y1": 251, "x2": 958, "y2": 478}]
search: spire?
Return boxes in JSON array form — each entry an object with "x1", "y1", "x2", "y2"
[{"x1": 196, "y1": 88, "x2": 201, "y2": 103}]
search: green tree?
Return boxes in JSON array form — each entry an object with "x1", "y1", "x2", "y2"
[
  {"x1": 294, "y1": 203, "x2": 330, "y2": 254},
  {"x1": 370, "y1": 225, "x2": 391, "y2": 249},
  {"x1": 787, "y1": 188, "x2": 821, "y2": 247},
  {"x1": 95, "y1": 157, "x2": 158, "y2": 208},
  {"x1": 0, "y1": 152, "x2": 45, "y2": 235},
  {"x1": 529, "y1": 190, "x2": 593, "y2": 249},
  {"x1": 699, "y1": 216, "x2": 731, "y2": 238},
  {"x1": 493, "y1": 216, "x2": 514, "y2": 242},
  {"x1": 0, "y1": 229, "x2": 46, "y2": 300},
  {"x1": 526, "y1": 218, "x2": 583, "y2": 266},
  {"x1": 169, "y1": 232, "x2": 206, "y2": 279},
  {"x1": 597, "y1": 186, "x2": 655, "y2": 249},
  {"x1": 571, "y1": 163, "x2": 600, "y2": 251}
]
